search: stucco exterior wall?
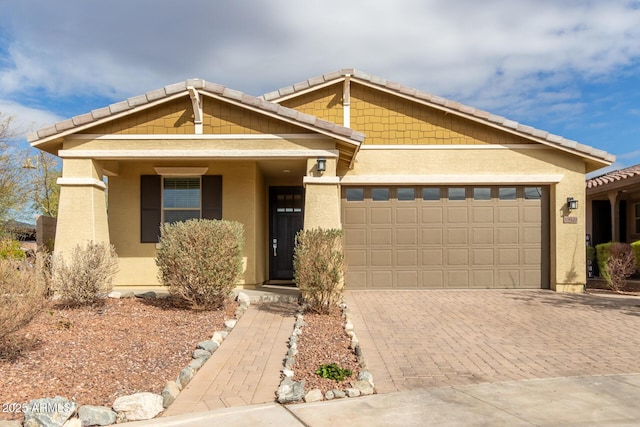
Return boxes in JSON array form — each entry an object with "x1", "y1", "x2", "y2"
[{"x1": 107, "y1": 160, "x2": 263, "y2": 287}]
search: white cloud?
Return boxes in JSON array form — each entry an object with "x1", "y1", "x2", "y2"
[{"x1": 0, "y1": 99, "x2": 62, "y2": 137}]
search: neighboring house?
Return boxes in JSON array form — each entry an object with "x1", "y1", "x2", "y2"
[
  {"x1": 28, "y1": 69, "x2": 614, "y2": 292},
  {"x1": 586, "y1": 164, "x2": 640, "y2": 247}
]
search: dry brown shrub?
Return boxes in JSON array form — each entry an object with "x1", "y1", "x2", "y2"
[
  {"x1": 606, "y1": 242, "x2": 637, "y2": 292},
  {"x1": 293, "y1": 228, "x2": 345, "y2": 314},
  {"x1": 52, "y1": 241, "x2": 118, "y2": 306},
  {"x1": 0, "y1": 258, "x2": 48, "y2": 358}
]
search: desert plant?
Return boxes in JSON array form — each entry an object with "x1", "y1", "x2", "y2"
[
  {"x1": 0, "y1": 237, "x2": 25, "y2": 260},
  {"x1": 596, "y1": 242, "x2": 613, "y2": 282},
  {"x1": 52, "y1": 241, "x2": 118, "y2": 306},
  {"x1": 606, "y1": 242, "x2": 637, "y2": 292},
  {"x1": 0, "y1": 257, "x2": 48, "y2": 349},
  {"x1": 293, "y1": 228, "x2": 345, "y2": 314},
  {"x1": 156, "y1": 219, "x2": 244, "y2": 310},
  {"x1": 315, "y1": 363, "x2": 352, "y2": 382},
  {"x1": 631, "y1": 240, "x2": 640, "y2": 271}
]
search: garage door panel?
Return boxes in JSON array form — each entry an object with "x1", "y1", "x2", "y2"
[
  {"x1": 447, "y1": 206, "x2": 468, "y2": 223},
  {"x1": 423, "y1": 270, "x2": 444, "y2": 287},
  {"x1": 422, "y1": 207, "x2": 443, "y2": 223},
  {"x1": 342, "y1": 185, "x2": 548, "y2": 290},
  {"x1": 396, "y1": 270, "x2": 419, "y2": 288},
  {"x1": 397, "y1": 207, "x2": 418, "y2": 224},
  {"x1": 371, "y1": 207, "x2": 392, "y2": 224},
  {"x1": 371, "y1": 229, "x2": 392, "y2": 245},
  {"x1": 447, "y1": 248, "x2": 469, "y2": 265},
  {"x1": 396, "y1": 228, "x2": 418, "y2": 245},
  {"x1": 371, "y1": 250, "x2": 392, "y2": 266},
  {"x1": 422, "y1": 249, "x2": 443, "y2": 266},
  {"x1": 472, "y1": 206, "x2": 494, "y2": 223},
  {"x1": 345, "y1": 228, "x2": 367, "y2": 246},
  {"x1": 423, "y1": 228, "x2": 443, "y2": 244},
  {"x1": 448, "y1": 270, "x2": 469, "y2": 287},
  {"x1": 344, "y1": 207, "x2": 367, "y2": 225}
]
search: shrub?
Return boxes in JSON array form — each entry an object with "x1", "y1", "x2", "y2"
[
  {"x1": 606, "y1": 242, "x2": 637, "y2": 292},
  {"x1": 596, "y1": 242, "x2": 612, "y2": 282},
  {"x1": 293, "y1": 228, "x2": 344, "y2": 314},
  {"x1": 156, "y1": 219, "x2": 244, "y2": 310},
  {"x1": 0, "y1": 237, "x2": 25, "y2": 260},
  {"x1": 52, "y1": 241, "x2": 118, "y2": 306},
  {"x1": 631, "y1": 241, "x2": 640, "y2": 271},
  {"x1": 0, "y1": 257, "x2": 48, "y2": 346}
]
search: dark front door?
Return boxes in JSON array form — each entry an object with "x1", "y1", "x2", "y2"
[{"x1": 269, "y1": 187, "x2": 304, "y2": 280}]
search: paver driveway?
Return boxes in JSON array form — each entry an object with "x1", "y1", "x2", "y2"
[{"x1": 345, "y1": 290, "x2": 640, "y2": 393}]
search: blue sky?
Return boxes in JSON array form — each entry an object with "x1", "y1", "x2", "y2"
[{"x1": 1, "y1": 0, "x2": 640, "y2": 176}]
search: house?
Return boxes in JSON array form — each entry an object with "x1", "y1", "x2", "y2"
[
  {"x1": 586, "y1": 164, "x2": 640, "y2": 248},
  {"x1": 28, "y1": 69, "x2": 614, "y2": 292}
]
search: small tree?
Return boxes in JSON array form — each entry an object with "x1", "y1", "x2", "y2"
[
  {"x1": 52, "y1": 241, "x2": 119, "y2": 306},
  {"x1": 0, "y1": 114, "x2": 27, "y2": 221},
  {"x1": 156, "y1": 219, "x2": 244, "y2": 310},
  {"x1": 293, "y1": 228, "x2": 345, "y2": 314},
  {"x1": 24, "y1": 151, "x2": 61, "y2": 218}
]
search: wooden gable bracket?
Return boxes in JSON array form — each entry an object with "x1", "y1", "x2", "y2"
[
  {"x1": 343, "y1": 74, "x2": 351, "y2": 128},
  {"x1": 187, "y1": 86, "x2": 203, "y2": 134}
]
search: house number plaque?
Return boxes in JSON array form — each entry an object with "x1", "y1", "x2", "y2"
[{"x1": 563, "y1": 216, "x2": 578, "y2": 224}]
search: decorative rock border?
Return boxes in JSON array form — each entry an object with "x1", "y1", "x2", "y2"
[
  {"x1": 277, "y1": 302, "x2": 375, "y2": 404},
  {"x1": 14, "y1": 291, "x2": 250, "y2": 427}
]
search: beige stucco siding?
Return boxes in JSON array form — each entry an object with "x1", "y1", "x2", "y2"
[{"x1": 340, "y1": 147, "x2": 587, "y2": 291}]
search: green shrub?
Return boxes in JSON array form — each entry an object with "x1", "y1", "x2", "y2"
[
  {"x1": 293, "y1": 228, "x2": 344, "y2": 314},
  {"x1": 0, "y1": 238, "x2": 25, "y2": 260},
  {"x1": 156, "y1": 219, "x2": 244, "y2": 310},
  {"x1": 631, "y1": 241, "x2": 640, "y2": 271},
  {"x1": 596, "y1": 242, "x2": 613, "y2": 282},
  {"x1": 315, "y1": 363, "x2": 352, "y2": 382},
  {"x1": 52, "y1": 241, "x2": 118, "y2": 306},
  {"x1": 0, "y1": 258, "x2": 48, "y2": 346},
  {"x1": 606, "y1": 242, "x2": 637, "y2": 292}
]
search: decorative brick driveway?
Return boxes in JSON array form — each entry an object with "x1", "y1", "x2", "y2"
[{"x1": 345, "y1": 290, "x2": 640, "y2": 393}]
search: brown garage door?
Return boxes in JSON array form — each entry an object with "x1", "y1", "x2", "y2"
[{"x1": 342, "y1": 186, "x2": 549, "y2": 289}]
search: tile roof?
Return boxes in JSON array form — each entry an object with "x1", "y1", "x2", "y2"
[
  {"x1": 586, "y1": 164, "x2": 640, "y2": 189},
  {"x1": 27, "y1": 79, "x2": 365, "y2": 145},
  {"x1": 262, "y1": 68, "x2": 615, "y2": 164}
]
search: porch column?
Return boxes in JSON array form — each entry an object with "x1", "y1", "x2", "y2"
[
  {"x1": 303, "y1": 157, "x2": 341, "y2": 229},
  {"x1": 54, "y1": 158, "x2": 109, "y2": 257},
  {"x1": 608, "y1": 191, "x2": 620, "y2": 242}
]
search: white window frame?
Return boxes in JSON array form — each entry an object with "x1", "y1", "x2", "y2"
[{"x1": 161, "y1": 176, "x2": 202, "y2": 223}]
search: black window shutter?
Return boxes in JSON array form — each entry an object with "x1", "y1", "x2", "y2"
[
  {"x1": 140, "y1": 175, "x2": 162, "y2": 243},
  {"x1": 202, "y1": 175, "x2": 222, "y2": 220}
]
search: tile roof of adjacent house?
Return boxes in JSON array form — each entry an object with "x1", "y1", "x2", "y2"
[
  {"x1": 262, "y1": 68, "x2": 615, "y2": 164},
  {"x1": 26, "y1": 78, "x2": 365, "y2": 145},
  {"x1": 586, "y1": 164, "x2": 640, "y2": 189}
]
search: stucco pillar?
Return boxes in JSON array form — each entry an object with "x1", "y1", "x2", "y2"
[
  {"x1": 54, "y1": 158, "x2": 109, "y2": 257},
  {"x1": 303, "y1": 156, "x2": 341, "y2": 229},
  {"x1": 608, "y1": 191, "x2": 620, "y2": 242}
]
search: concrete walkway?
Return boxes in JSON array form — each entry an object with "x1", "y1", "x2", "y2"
[
  {"x1": 126, "y1": 374, "x2": 640, "y2": 426},
  {"x1": 163, "y1": 301, "x2": 297, "y2": 416}
]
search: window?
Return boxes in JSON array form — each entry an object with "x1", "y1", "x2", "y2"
[
  {"x1": 372, "y1": 188, "x2": 390, "y2": 201},
  {"x1": 140, "y1": 175, "x2": 222, "y2": 243},
  {"x1": 276, "y1": 193, "x2": 302, "y2": 213},
  {"x1": 397, "y1": 188, "x2": 415, "y2": 201},
  {"x1": 635, "y1": 203, "x2": 640, "y2": 234},
  {"x1": 163, "y1": 177, "x2": 201, "y2": 223},
  {"x1": 473, "y1": 188, "x2": 491, "y2": 200},
  {"x1": 422, "y1": 188, "x2": 440, "y2": 200},
  {"x1": 524, "y1": 187, "x2": 542, "y2": 200},
  {"x1": 448, "y1": 188, "x2": 466, "y2": 201},
  {"x1": 346, "y1": 188, "x2": 364, "y2": 201},
  {"x1": 499, "y1": 187, "x2": 517, "y2": 200}
]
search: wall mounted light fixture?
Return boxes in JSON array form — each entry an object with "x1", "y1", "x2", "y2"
[
  {"x1": 317, "y1": 157, "x2": 326, "y2": 172},
  {"x1": 567, "y1": 197, "x2": 578, "y2": 210}
]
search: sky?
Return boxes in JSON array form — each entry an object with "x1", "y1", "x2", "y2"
[{"x1": 1, "y1": 0, "x2": 640, "y2": 177}]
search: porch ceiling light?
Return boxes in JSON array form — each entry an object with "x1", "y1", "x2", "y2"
[
  {"x1": 567, "y1": 197, "x2": 578, "y2": 210},
  {"x1": 317, "y1": 157, "x2": 326, "y2": 172}
]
